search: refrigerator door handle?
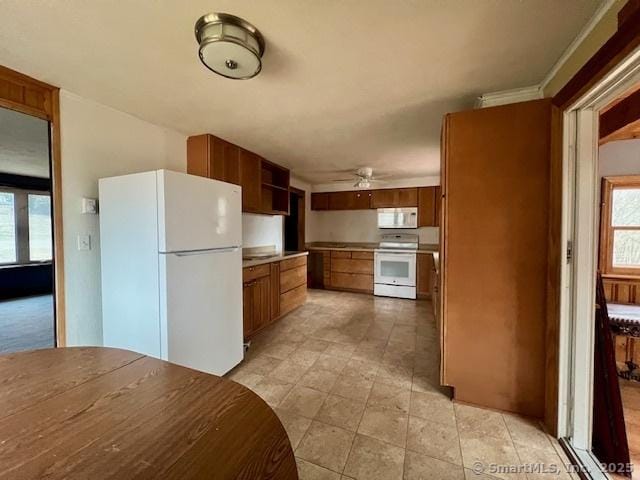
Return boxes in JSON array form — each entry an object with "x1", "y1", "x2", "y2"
[{"x1": 173, "y1": 247, "x2": 239, "y2": 257}]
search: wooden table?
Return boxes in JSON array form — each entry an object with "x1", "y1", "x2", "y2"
[{"x1": 0, "y1": 347, "x2": 297, "y2": 479}]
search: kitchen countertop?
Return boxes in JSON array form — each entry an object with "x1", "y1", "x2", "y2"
[
  {"x1": 305, "y1": 242, "x2": 439, "y2": 254},
  {"x1": 242, "y1": 250, "x2": 308, "y2": 268}
]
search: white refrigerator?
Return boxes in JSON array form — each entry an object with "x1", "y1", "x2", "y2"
[{"x1": 99, "y1": 169, "x2": 243, "y2": 375}]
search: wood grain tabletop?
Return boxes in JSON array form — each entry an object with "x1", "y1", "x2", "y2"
[{"x1": 0, "y1": 347, "x2": 297, "y2": 479}]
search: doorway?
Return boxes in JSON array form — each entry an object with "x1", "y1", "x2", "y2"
[
  {"x1": 559, "y1": 45, "x2": 640, "y2": 478},
  {"x1": 284, "y1": 187, "x2": 305, "y2": 252},
  {"x1": 0, "y1": 107, "x2": 55, "y2": 353}
]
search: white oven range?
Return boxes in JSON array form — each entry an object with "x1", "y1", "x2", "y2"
[{"x1": 374, "y1": 233, "x2": 418, "y2": 299}]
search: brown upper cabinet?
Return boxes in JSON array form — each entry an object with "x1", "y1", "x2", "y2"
[
  {"x1": 328, "y1": 191, "x2": 372, "y2": 210},
  {"x1": 418, "y1": 186, "x2": 440, "y2": 227},
  {"x1": 187, "y1": 134, "x2": 290, "y2": 215},
  {"x1": 370, "y1": 187, "x2": 418, "y2": 208},
  {"x1": 311, "y1": 192, "x2": 329, "y2": 210}
]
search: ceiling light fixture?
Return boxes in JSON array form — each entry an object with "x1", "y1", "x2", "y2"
[{"x1": 194, "y1": 13, "x2": 265, "y2": 80}]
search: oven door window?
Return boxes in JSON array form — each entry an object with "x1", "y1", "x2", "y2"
[{"x1": 380, "y1": 260, "x2": 410, "y2": 279}]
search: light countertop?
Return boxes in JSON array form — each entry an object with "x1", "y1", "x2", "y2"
[
  {"x1": 305, "y1": 242, "x2": 439, "y2": 254},
  {"x1": 242, "y1": 251, "x2": 308, "y2": 268}
]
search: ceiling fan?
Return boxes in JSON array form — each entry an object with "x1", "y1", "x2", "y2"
[{"x1": 330, "y1": 167, "x2": 388, "y2": 188}]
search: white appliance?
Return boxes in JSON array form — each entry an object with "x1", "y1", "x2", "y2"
[
  {"x1": 377, "y1": 207, "x2": 418, "y2": 229},
  {"x1": 374, "y1": 233, "x2": 418, "y2": 299},
  {"x1": 99, "y1": 170, "x2": 243, "y2": 376}
]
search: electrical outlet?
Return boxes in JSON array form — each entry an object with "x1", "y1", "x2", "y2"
[{"x1": 77, "y1": 234, "x2": 91, "y2": 251}]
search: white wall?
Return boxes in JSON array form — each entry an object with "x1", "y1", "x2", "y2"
[
  {"x1": 242, "y1": 213, "x2": 283, "y2": 252},
  {"x1": 307, "y1": 176, "x2": 440, "y2": 245},
  {"x1": 599, "y1": 139, "x2": 640, "y2": 177},
  {"x1": 60, "y1": 91, "x2": 186, "y2": 346}
]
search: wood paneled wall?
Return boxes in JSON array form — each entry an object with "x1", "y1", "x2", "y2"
[
  {"x1": 441, "y1": 99, "x2": 553, "y2": 418},
  {"x1": 604, "y1": 277, "x2": 640, "y2": 305}
]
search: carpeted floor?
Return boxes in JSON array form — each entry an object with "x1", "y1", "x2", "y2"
[{"x1": 0, "y1": 294, "x2": 54, "y2": 354}]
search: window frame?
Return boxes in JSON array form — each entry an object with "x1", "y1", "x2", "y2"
[
  {"x1": 0, "y1": 186, "x2": 52, "y2": 266},
  {"x1": 599, "y1": 175, "x2": 640, "y2": 277}
]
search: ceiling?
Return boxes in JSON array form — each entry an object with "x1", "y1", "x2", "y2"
[
  {"x1": 0, "y1": 108, "x2": 50, "y2": 178},
  {"x1": 0, "y1": 1, "x2": 599, "y2": 184}
]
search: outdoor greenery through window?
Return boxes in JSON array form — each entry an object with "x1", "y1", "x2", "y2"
[
  {"x1": 600, "y1": 177, "x2": 640, "y2": 276},
  {"x1": 0, "y1": 189, "x2": 52, "y2": 265}
]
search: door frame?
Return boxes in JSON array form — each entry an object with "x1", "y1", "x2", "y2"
[
  {"x1": 558, "y1": 45, "x2": 640, "y2": 472},
  {"x1": 0, "y1": 65, "x2": 65, "y2": 346}
]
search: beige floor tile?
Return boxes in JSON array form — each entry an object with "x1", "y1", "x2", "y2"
[
  {"x1": 407, "y1": 415, "x2": 462, "y2": 465},
  {"x1": 342, "y1": 358, "x2": 380, "y2": 381},
  {"x1": 331, "y1": 374, "x2": 374, "y2": 402},
  {"x1": 325, "y1": 342, "x2": 357, "y2": 359},
  {"x1": 296, "y1": 457, "x2": 342, "y2": 480},
  {"x1": 410, "y1": 390, "x2": 456, "y2": 426},
  {"x1": 376, "y1": 363, "x2": 414, "y2": 390},
  {"x1": 358, "y1": 404, "x2": 409, "y2": 447},
  {"x1": 458, "y1": 435, "x2": 524, "y2": 480},
  {"x1": 455, "y1": 404, "x2": 511, "y2": 442},
  {"x1": 242, "y1": 354, "x2": 283, "y2": 376},
  {"x1": 298, "y1": 368, "x2": 340, "y2": 393},
  {"x1": 314, "y1": 354, "x2": 348, "y2": 373},
  {"x1": 367, "y1": 382, "x2": 411, "y2": 413},
  {"x1": 227, "y1": 369, "x2": 264, "y2": 389},
  {"x1": 404, "y1": 450, "x2": 465, "y2": 480},
  {"x1": 514, "y1": 444, "x2": 571, "y2": 480},
  {"x1": 502, "y1": 414, "x2": 553, "y2": 452},
  {"x1": 275, "y1": 408, "x2": 312, "y2": 450},
  {"x1": 296, "y1": 421, "x2": 356, "y2": 473},
  {"x1": 270, "y1": 360, "x2": 311, "y2": 383},
  {"x1": 301, "y1": 338, "x2": 332, "y2": 353},
  {"x1": 289, "y1": 348, "x2": 323, "y2": 367},
  {"x1": 252, "y1": 377, "x2": 295, "y2": 408},
  {"x1": 280, "y1": 385, "x2": 328, "y2": 418},
  {"x1": 343, "y1": 434, "x2": 405, "y2": 480},
  {"x1": 316, "y1": 394, "x2": 367, "y2": 431},
  {"x1": 464, "y1": 469, "x2": 502, "y2": 479},
  {"x1": 261, "y1": 342, "x2": 298, "y2": 360}
]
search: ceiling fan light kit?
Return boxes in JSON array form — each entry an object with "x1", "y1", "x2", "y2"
[{"x1": 195, "y1": 13, "x2": 265, "y2": 80}]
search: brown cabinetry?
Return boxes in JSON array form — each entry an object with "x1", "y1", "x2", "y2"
[
  {"x1": 370, "y1": 188, "x2": 418, "y2": 208},
  {"x1": 311, "y1": 193, "x2": 329, "y2": 210},
  {"x1": 418, "y1": 186, "x2": 441, "y2": 227},
  {"x1": 323, "y1": 250, "x2": 373, "y2": 293},
  {"x1": 327, "y1": 191, "x2": 372, "y2": 210},
  {"x1": 243, "y1": 256, "x2": 307, "y2": 339},
  {"x1": 417, "y1": 253, "x2": 434, "y2": 298},
  {"x1": 187, "y1": 134, "x2": 289, "y2": 215}
]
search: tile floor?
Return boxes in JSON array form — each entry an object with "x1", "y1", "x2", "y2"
[{"x1": 227, "y1": 289, "x2": 576, "y2": 479}]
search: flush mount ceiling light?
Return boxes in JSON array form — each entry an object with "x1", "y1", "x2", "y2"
[{"x1": 194, "y1": 13, "x2": 265, "y2": 80}]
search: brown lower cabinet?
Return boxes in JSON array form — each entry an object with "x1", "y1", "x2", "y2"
[
  {"x1": 417, "y1": 253, "x2": 435, "y2": 298},
  {"x1": 243, "y1": 256, "x2": 307, "y2": 339},
  {"x1": 307, "y1": 250, "x2": 374, "y2": 293}
]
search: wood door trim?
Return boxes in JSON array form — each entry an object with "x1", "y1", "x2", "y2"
[
  {"x1": 0, "y1": 65, "x2": 65, "y2": 347},
  {"x1": 552, "y1": 5, "x2": 640, "y2": 109}
]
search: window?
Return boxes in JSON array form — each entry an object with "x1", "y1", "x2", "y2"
[
  {"x1": 0, "y1": 192, "x2": 17, "y2": 264},
  {"x1": 600, "y1": 176, "x2": 640, "y2": 276},
  {"x1": 0, "y1": 188, "x2": 52, "y2": 265}
]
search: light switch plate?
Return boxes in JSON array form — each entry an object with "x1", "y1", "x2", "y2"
[
  {"x1": 81, "y1": 197, "x2": 98, "y2": 214},
  {"x1": 77, "y1": 234, "x2": 91, "y2": 251}
]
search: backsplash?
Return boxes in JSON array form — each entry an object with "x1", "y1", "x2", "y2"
[
  {"x1": 307, "y1": 209, "x2": 438, "y2": 244},
  {"x1": 242, "y1": 213, "x2": 283, "y2": 252}
]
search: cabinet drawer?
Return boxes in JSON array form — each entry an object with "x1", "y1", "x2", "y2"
[
  {"x1": 330, "y1": 250, "x2": 351, "y2": 259},
  {"x1": 330, "y1": 258, "x2": 373, "y2": 275},
  {"x1": 280, "y1": 255, "x2": 307, "y2": 271},
  {"x1": 280, "y1": 265, "x2": 307, "y2": 293},
  {"x1": 351, "y1": 251, "x2": 374, "y2": 260},
  {"x1": 330, "y1": 272, "x2": 373, "y2": 292},
  {"x1": 243, "y1": 263, "x2": 271, "y2": 282},
  {"x1": 280, "y1": 284, "x2": 307, "y2": 316}
]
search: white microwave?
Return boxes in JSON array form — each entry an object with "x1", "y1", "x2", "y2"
[{"x1": 377, "y1": 207, "x2": 418, "y2": 229}]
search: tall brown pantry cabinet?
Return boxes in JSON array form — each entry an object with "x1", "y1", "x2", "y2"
[{"x1": 440, "y1": 98, "x2": 557, "y2": 420}]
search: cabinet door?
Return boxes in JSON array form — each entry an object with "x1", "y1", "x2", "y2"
[
  {"x1": 222, "y1": 140, "x2": 240, "y2": 185},
  {"x1": 186, "y1": 134, "x2": 211, "y2": 178},
  {"x1": 328, "y1": 191, "x2": 350, "y2": 210},
  {"x1": 396, "y1": 188, "x2": 418, "y2": 207},
  {"x1": 370, "y1": 189, "x2": 396, "y2": 208},
  {"x1": 353, "y1": 190, "x2": 372, "y2": 209},
  {"x1": 416, "y1": 253, "x2": 433, "y2": 297},
  {"x1": 270, "y1": 262, "x2": 280, "y2": 320},
  {"x1": 253, "y1": 275, "x2": 271, "y2": 332},
  {"x1": 239, "y1": 149, "x2": 261, "y2": 212},
  {"x1": 311, "y1": 193, "x2": 329, "y2": 210},
  {"x1": 242, "y1": 282, "x2": 254, "y2": 339},
  {"x1": 418, "y1": 187, "x2": 436, "y2": 227}
]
